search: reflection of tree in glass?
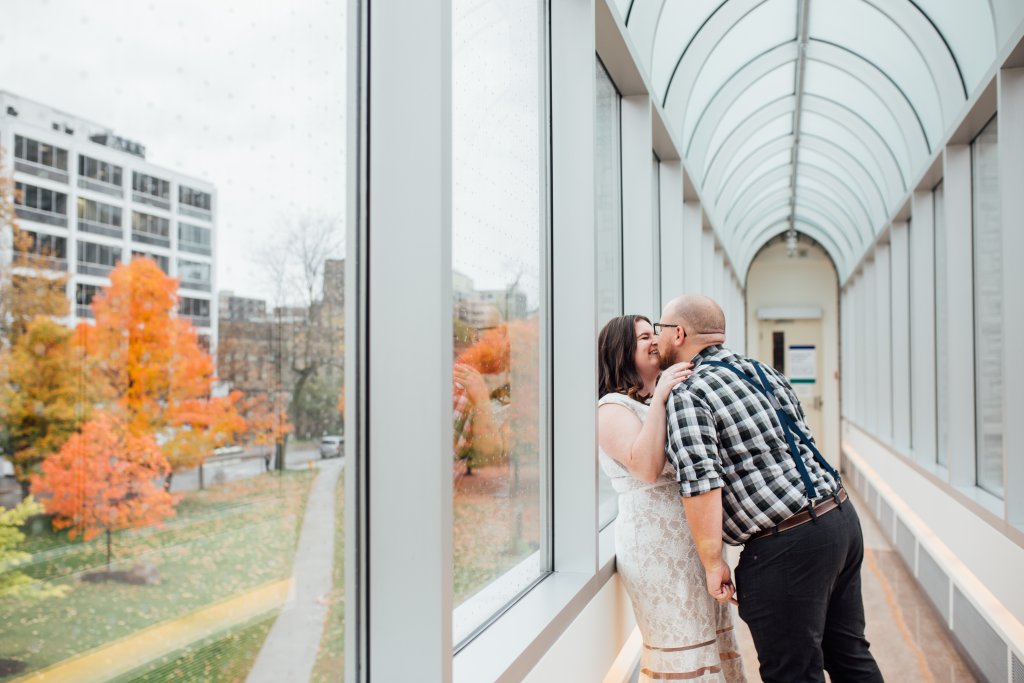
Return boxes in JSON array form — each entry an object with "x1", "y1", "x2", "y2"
[
  {"x1": 31, "y1": 412, "x2": 178, "y2": 572},
  {"x1": 453, "y1": 318, "x2": 540, "y2": 477}
]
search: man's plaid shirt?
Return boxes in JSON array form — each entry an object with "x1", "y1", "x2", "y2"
[{"x1": 665, "y1": 345, "x2": 840, "y2": 545}]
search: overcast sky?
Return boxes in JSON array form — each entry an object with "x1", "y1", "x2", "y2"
[
  {"x1": 3, "y1": 0, "x2": 546, "y2": 309},
  {"x1": 2, "y1": 0, "x2": 347, "y2": 302}
]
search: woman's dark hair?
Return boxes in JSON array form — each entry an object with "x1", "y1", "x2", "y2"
[{"x1": 598, "y1": 314, "x2": 652, "y2": 403}]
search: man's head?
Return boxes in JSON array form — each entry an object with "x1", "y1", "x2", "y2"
[{"x1": 656, "y1": 294, "x2": 726, "y2": 368}]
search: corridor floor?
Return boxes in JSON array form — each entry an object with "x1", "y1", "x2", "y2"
[{"x1": 731, "y1": 487, "x2": 978, "y2": 683}]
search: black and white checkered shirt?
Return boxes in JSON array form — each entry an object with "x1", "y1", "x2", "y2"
[{"x1": 665, "y1": 345, "x2": 840, "y2": 545}]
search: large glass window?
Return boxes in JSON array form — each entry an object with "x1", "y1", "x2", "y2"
[
  {"x1": 178, "y1": 257, "x2": 213, "y2": 291},
  {"x1": 971, "y1": 116, "x2": 1002, "y2": 497},
  {"x1": 595, "y1": 57, "x2": 623, "y2": 528},
  {"x1": 933, "y1": 181, "x2": 948, "y2": 467},
  {"x1": 451, "y1": 0, "x2": 546, "y2": 646},
  {"x1": 78, "y1": 155, "x2": 123, "y2": 186},
  {"x1": 178, "y1": 221, "x2": 212, "y2": 255},
  {"x1": 1, "y1": 2, "x2": 347, "y2": 680},
  {"x1": 77, "y1": 197, "x2": 123, "y2": 238},
  {"x1": 15, "y1": 134, "x2": 69, "y2": 171}
]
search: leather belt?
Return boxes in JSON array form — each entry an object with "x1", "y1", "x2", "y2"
[{"x1": 747, "y1": 488, "x2": 848, "y2": 543}]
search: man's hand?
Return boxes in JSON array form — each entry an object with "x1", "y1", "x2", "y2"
[{"x1": 704, "y1": 560, "x2": 738, "y2": 606}]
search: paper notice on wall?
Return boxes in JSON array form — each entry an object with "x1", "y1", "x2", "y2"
[{"x1": 788, "y1": 345, "x2": 816, "y2": 383}]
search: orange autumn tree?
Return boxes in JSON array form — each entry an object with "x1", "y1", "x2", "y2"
[
  {"x1": 32, "y1": 412, "x2": 177, "y2": 570},
  {"x1": 78, "y1": 258, "x2": 245, "y2": 486},
  {"x1": 235, "y1": 392, "x2": 292, "y2": 448}
]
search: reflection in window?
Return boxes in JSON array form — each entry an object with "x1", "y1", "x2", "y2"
[
  {"x1": 131, "y1": 171, "x2": 170, "y2": 199},
  {"x1": 971, "y1": 116, "x2": 1002, "y2": 497},
  {"x1": 451, "y1": 0, "x2": 546, "y2": 646},
  {"x1": 78, "y1": 154, "x2": 123, "y2": 187},
  {"x1": 595, "y1": 57, "x2": 623, "y2": 528}
]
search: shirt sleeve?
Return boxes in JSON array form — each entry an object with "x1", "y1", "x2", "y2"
[{"x1": 665, "y1": 385, "x2": 723, "y2": 497}]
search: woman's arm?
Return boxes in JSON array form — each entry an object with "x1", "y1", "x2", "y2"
[{"x1": 597, "y1": 362, "x2": 692, "y2": 483}]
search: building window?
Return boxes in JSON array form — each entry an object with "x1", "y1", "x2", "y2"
[
  {"x1": 178, "y1": 185, "x2": 212, "y2": 212},
  {"x1": 14, "y1": 229, "x2": 68, "y2": 271},
  {"x1": 132, "y1": 250, "x2": 169, "y2": 273},
  {"x1": 451, "y1": 0, "x2": 547, "y2": 646},
  {"x1": 15, "y1": 134, "x2": 69, "y2": 171},
  {"x1": 132, "y1": 171, "x2": 170, "y2": 199},
  {"x1": 595, "y1": 56, "x2": 623, "y2": 528},
  {"x1": 78, "y1": 155, "x2": 123, "y2": 187},
  {"x1": 78, "y1": 198, "x2": 123, "y2": 239},
  {"x1": 76, "y1": 240, "x2": 122, "y2": 277},
  {"x1": 14, "y1": 181, "x2": 68, "y2": 227},
  {"x1": 971, "y1": 115, "x2": 1002, "y2": 498},
  {"x1": 131, "y1": 171, "x2": 171, "y2": 209},
  {"x1": 178, "y1": 222, "x2": 212, "y2": 255},
  {"x1": 179, "y1": 296, "x2": 211, "y2": 327},
  {"x1": 178, "y1": 258, "x2": 212, "y2": 291},
  {"x1": 75, "y1": 282, "x2": 102, "y2": 318},
  {"x1": 131, "y1": 210, "x2": 171, "y2": 247}
]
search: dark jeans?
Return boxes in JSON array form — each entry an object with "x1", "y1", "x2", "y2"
[{"x1": 735, "y1": 498, "x2": 884, "y2": 683}]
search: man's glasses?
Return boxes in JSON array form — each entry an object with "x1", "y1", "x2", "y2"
[{"x1": 653, "y1": 322, "x2": 681, "y2": 336}]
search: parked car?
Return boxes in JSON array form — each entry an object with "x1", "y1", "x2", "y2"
[{"x1": 319, "y1": 435, "x2": 344, "y2": 459}]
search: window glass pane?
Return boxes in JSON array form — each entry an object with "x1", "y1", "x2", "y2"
[
  {"x1": 682, "y1": 0, "x2": 797, "y2": 146},
  {"x1": 451, "y1": 0, "x2": 546, "y2": 646},
  {"x1": 934, "y1": 181, "x2": 948, "y2": 467},
  {"x1": 652, "y1": 154, "x2": 661, "y2": 311},
  {"x1": 0, "y1": 2, "x2": 347, "y2": 680},
  {"x1": 595, "y1": 57, "x2": 623, "y2": 528},
  {"x1": 972, "y1": 116, "x2": 1002, "y2": 497}
]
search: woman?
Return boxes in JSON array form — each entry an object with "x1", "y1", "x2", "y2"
[{"x1": 598, "y1": 315, "x2": 745, "y2": 682}]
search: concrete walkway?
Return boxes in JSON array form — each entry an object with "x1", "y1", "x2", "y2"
[
  {"x1": 732, "y1": 486, "x2": 976, "y2": 682},
  {"x1": 246, "y1": 456, "x2": 345, "y2": 683}
]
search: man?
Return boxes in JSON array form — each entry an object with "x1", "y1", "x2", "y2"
[{"x1": 656, "y1": 294, "x2": 883, "y2": 683}]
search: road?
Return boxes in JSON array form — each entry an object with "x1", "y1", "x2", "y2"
[{"x1": 170, "y1": 445, "x2": 330, "y2": 493}]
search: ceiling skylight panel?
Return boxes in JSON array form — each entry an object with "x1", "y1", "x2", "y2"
[
  {"x1": 704, "y1": 62, "x2": 795, "y2": 176},
  {"x1": 650, "y1": 0, "x2": 724, "y2": 100},
  {"x1": 802, "y1": 60, "x2": 914, "y2": 178},
  {"x1": 913, "y1": 0, "x2": 995, "y2": 94},
  {"x1": 809, "y1": 0, "x2": 944, "y2": 144},
  {"x1": 682, "y1": 0, "x2": 797, "y2": 145},
  {"x1": 708, "y1": 105, "x2": 794, "y2": 192}
]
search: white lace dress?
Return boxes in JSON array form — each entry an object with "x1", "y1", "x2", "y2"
[{"x1": 599, "y1": 392, "x2": 745, "y2": 682}]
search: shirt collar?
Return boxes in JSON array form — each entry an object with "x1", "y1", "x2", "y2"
[{"x1": 689, "y1": 344, "x2": 727, "y2": 366}]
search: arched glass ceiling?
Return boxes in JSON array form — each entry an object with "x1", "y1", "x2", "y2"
[{"x1": 615, "y1": 0, "x2": 1024, "y2": 280}]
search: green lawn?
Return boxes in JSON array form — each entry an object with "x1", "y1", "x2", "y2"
[
  {"x1": 0, "y1": 469, "x2": 315, "y2": 680},
  {"x1": 109, "y1": 615, "x2": 276, "y2": 683}
]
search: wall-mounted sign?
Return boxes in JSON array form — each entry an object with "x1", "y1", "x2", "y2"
[{"x1": 788, "y1": 345, "x2": 816, "y2": 383}]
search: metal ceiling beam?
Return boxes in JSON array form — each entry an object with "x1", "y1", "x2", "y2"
[{"x1": 788, "y1": 0, "x2": 811, "y2": 234}]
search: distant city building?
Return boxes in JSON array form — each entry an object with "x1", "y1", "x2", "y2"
[
  {"x1": 0, "y1": 91, "x2": 217, "y2": 343},
  {"x1": 219, "y1": 290, "x2": 267, "y2": 322},
  {"x1": 452, "y1": 270, "x2": 529, "y2": 329}
]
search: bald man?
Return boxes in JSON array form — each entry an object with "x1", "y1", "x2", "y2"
[{"x1": 655, "y1": 294, "x2": 882, "y2": 683}]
